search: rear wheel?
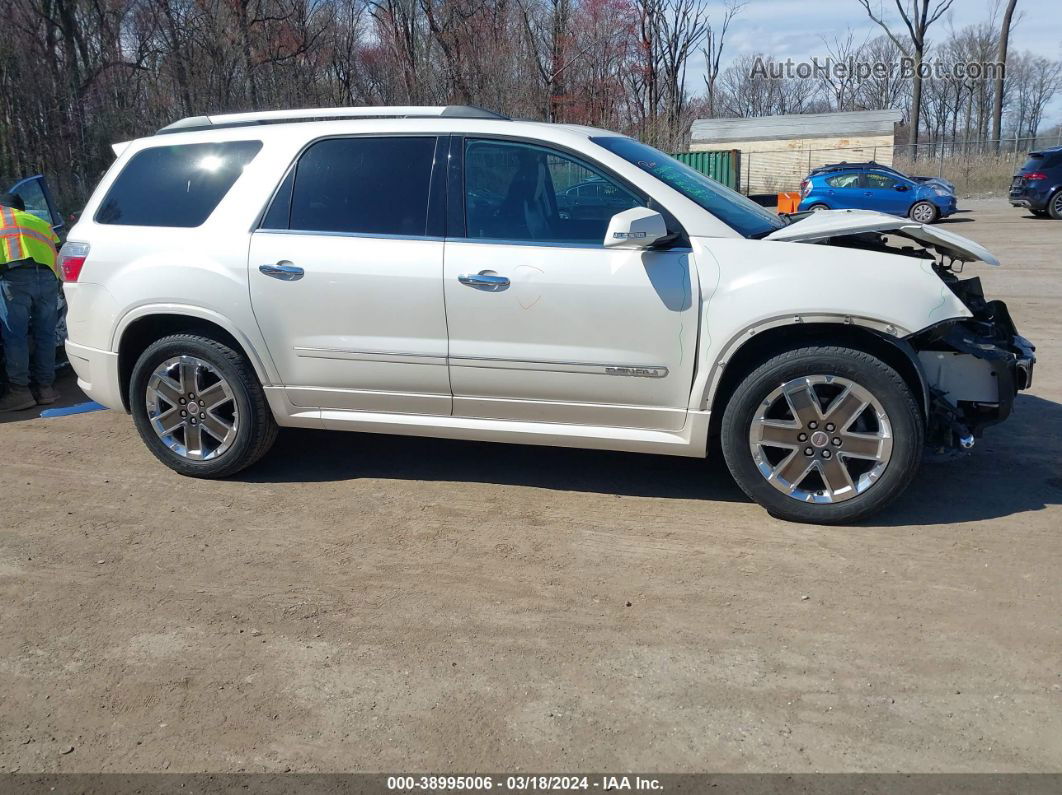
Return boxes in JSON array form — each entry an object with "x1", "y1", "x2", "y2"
[
  {"x1": 1049, "y1": 191, "x2": 1062, "y2": 220},
  {"x1": 720, "y1": 345, "x2": 923, "y2": 524},
  {"x1": 909, "y1": 201, "x2": 939, "y2": 224},
  {"x1": 808, "y1": 203, "x2": 830, "y2": 212},
  {"x1": 130, "y1": 334, "x2": 278, "y2": 478}
]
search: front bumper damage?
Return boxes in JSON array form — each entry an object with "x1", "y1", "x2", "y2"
[{"x1": 908, "y1": 278, "x2": 1036, "y2": 449}]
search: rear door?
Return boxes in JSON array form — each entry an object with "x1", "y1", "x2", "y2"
[
  {"x1": 822, "y1": 171, "x2": 864, "y2": 209},
  {"x1": 248, "y1": 135, "x2": 451, "y2": 415},
  {"x1": 441, "y1": 137, "x2": 698, "y2": 432}
]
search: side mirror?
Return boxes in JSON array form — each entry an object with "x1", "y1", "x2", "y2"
[
  {"x1": 894, "y1": 184, "x2": 909, "y2": 192},
  {"x1": 603, "y1": 207, "x2": 668, "y2": 249}
]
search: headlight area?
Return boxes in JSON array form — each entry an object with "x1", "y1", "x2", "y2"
[{"x1": 907, "y1": 276, "x2": 1036, "y2": 450}]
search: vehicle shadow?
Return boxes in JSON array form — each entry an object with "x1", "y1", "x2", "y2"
[
  {"x1": 936, "y1": 217, "x2": 975, "y2": 224},
  {"x1": 241, "y1": 394, "x2": 1061, "y2": 524},
  {"x1": 243, "y1": 424, "x2": 748, "y2": 503},
  {"x1": 866, "y1": 393, "x2": 1062, "y2": 527}
]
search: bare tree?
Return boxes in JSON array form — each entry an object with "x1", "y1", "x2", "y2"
[
  {"x1": 700, "y1": 0, "x2": 742, "y2": 116},
  {"x1": 856, "y1": 0, "x2": 956, "y2": 148},
  {"x1": 818, "y1": 30, "x2": 869, "y2": 111},
  {"x1": 991, "y1": 0, "x2": 1019, "y2": 149},
  {"x1": 856, "y1": 34, "x2": 908, "y2": 113}
]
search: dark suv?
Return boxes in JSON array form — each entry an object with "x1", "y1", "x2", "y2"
[{"x1": 1009, "y1": 146, "x2": 1062, "y2": 219}]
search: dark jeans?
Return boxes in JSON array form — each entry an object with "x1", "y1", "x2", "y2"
[{"x1": 0, "y1": 263, "x2": 60, "y2": 388}]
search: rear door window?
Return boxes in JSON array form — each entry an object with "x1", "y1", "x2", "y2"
[
  {"x1": 277, "y1": 137, "x2": 437, "y2": 236},
  {"x1": 825, "y1": 173, "x2": 863, "y2": 188},
  {"x1": 7, "y1": 176, "x2": 62, "y2": 228},
  {"x1": 95, "y1": 141, "x2": 262, "y2": 227}
]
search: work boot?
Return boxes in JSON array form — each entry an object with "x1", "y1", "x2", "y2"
[
  {"x1": 0, "y1": 387, "x2": 37, "y2": 412},
  {"x1": 35, "y1": 385, "x2": 60, "y2": 405}
]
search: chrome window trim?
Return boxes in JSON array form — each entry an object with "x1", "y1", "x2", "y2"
[
  {"x1": 257, "y1": 229, "x2": 445, "y2": 243},
  {"x1": 447, "y1": 236, "x2": 692, "y2": 252},
  {"x1": 255, "y1": 228, "x2": 691, "y2": 251}
]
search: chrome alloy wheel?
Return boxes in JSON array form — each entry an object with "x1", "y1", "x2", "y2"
[
  {"x1": 749, "y1": 375, "x2": 893, "y2": 504},
  {"x1": 911, "y1": 202, "x2": 936, "y2": 223},
  {"x1": 145, "y1": 355, "x2": 239, "y2": 461}
]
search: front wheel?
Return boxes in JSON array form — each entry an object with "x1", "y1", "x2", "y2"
[
  {"x1": 720, "y1": 345, "x2": 924, "y2": 524},
  {"x1": 909, "y1": 200, "x2": 939, "y2": 224},
  {"x1": 130, "y1": 334, "x2": 278, "y2": 478}
]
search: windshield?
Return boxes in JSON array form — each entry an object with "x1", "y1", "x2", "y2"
[{"x1": 591, "y1": 136, "x2": 785, "y2": 238}]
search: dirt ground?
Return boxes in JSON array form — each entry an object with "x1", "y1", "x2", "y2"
[{"x1": 0, "y1": 198, "x2": 1059, "y2": 774}]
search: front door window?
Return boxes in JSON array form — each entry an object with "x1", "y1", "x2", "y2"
[{"x1": 463, "y1": 139, "x2": 642, "y2": 245}]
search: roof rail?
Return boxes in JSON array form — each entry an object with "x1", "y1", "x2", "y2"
[{"x1": 156, "y1": 105, "x2": 509, "y2": 135}]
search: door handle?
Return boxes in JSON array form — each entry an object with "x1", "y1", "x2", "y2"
[
  {"x1": 259, "y1": 262, "x2": 304, "y2": 281},
  {"x1": 458, "y1": 271, "x2": 510, "y2": 289}
]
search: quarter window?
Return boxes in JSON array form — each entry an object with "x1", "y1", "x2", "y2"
[
  {"x1": 96, "y1": 141, "x2": 262, "y2": 227},
  {"x1": 283, "y1": 137, "x2": 437, "y2": 236},
  {"x1": 464, "y1": 139, "x2": 642, "y2": 244}
]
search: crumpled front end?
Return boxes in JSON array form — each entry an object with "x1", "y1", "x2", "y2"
[{"x1": 908, "y1": 275, "x2": 1036, "y2": 449}]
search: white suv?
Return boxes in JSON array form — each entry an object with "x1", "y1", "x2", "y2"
[{"x1": 60, "y1": 105, "x2": 1035, "y2": 523}]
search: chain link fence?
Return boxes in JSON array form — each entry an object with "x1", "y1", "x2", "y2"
[{"x1": 732, "y1": 134, "x2": 1062, "y2": 197}]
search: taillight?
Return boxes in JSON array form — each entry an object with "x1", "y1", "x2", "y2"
[
  {"x1": 800, "y1": 179, "x2": 810, "y2": 196},
  {"x1": 57, "y1": 242, "x2": 90, "y2": 282},
  {"x1": 1024, "y1": 171, "x2": 1047, "y2": 181}
]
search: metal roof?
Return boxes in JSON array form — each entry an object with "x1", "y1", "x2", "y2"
[{"x1": 691, "y1": 110, "x2": 903, "y2": 145}]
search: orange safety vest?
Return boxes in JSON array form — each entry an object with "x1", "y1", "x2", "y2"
[{"x1": 0, "y1": 204, "x2": 60, "y2": 275}]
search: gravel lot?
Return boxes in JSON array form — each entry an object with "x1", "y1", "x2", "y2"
[{"x1": 1, "y1": 198, "x2": 1059, "y2": 773}]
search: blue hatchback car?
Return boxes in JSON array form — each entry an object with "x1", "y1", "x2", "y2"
[{"x1": 798, "y1": 166, "x2": 956, "y2": 223}]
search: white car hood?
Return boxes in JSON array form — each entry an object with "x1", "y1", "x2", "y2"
[{"x1": 765, "y1": 209, "x2": 1000, "y2": 266}]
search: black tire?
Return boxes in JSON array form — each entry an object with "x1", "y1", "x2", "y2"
[
  {"x1": 909, "y1": 200, "x2": 939, "y2": 224},
  {"x1": 130, "y1": 334, "x2": 278, "y2": 478},
  {"x1": 720, "y1": 345, "x2": 924, "y2": 525},
  {"x1": 1048, "y1": 190, "x2": 1062, "y2": 220},
  {"x1": 807, "y1": 203, "x2": 830, "y2": 212}
]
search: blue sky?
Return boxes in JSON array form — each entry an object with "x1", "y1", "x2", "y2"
[{"x1": 700, "y1": 0, "x2": 1062, "y2": 124}]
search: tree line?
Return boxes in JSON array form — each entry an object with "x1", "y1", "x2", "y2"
[{"x1": 0, "y1": 0, "x2": 1059, "y2": 211}]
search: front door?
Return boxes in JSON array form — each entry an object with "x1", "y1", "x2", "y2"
[
  {"x1": 443, "y1": 138, "x2": 698, "y2": 431},
  {"x1": 249, "y1": 135, "x2": 451, "y2": 415},
  {"x1": 863, "y1": 170, "x2": 911, "y2": 216}
]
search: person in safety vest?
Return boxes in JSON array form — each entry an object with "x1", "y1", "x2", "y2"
[{"x1": 0, "y1": 192, "x2": 62, "y2": 411}]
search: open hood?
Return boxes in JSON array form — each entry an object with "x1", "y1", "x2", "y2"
[{"x1": 766, "y1": 209, "x2": 1000, "y2": 266}]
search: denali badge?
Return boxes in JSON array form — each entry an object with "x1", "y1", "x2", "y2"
[{"x1": 605, "y1": 366, "x2": 667, "y2": 378}]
